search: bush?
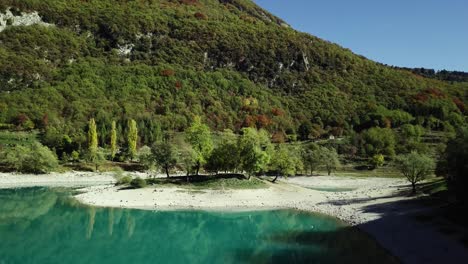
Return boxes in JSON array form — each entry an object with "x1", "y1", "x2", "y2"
[
  {"x1": 130, "y1": 177, "x2": 147, "y2": 188},
  {"x1": 116, "y1": 175, "x2": 132, "y2": 186},
  {"x1": 370, "y1": 154, "x2": 385, "y2": 169},
  {"x1": 1, "y1": 142, "x2": 58, "y2": 174}
]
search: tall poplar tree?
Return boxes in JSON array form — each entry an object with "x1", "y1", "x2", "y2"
[
  {"x1": 110, "y1": 121, "x2": 117, "y2": 160},
  {"x1": 127, "y1": 119, "x2": 138, "y2": 161},
  {"x1": 88, "y1": 118, "x2": 98, "y2": 154},
  {"x1": 86, "y1": 118, "x2": 104, "y2": 171}
]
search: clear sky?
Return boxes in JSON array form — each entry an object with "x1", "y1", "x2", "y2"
[{"x1": 253, "y1": 0, "x2": 468, "y2": 71}]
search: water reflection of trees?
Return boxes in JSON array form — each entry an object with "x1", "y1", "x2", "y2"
[
  {"x1": 86, "y1": 207, "x2": 96, "y2": 239},
  {"x1": 0, "y1": 187, "x2": 57, "y2": 228}
]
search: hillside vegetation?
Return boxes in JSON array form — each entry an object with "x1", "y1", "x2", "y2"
[{"x1": 0, "y1": 0, "x2": 466, "y2": 149}]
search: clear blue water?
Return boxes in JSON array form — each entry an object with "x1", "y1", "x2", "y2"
[{"x1": 0, "y1": 188, "x2": 397, "y2": 264}]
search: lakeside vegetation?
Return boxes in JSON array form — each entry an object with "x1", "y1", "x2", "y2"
[{"x1": 1, "y1": 114, "x2": 467, "y2": 199}]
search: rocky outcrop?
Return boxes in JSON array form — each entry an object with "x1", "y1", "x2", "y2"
[{"x1": 0, "y1": 8, "x2": 52, "y2": 32}]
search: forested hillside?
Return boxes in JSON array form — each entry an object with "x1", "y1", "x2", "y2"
[{"x1": 0, "y1": 0, "x2": 466, "y2": 148}]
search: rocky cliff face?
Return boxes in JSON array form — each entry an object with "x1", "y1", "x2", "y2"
[{"x1": 0, "y1": 8, "x2": 51, "y2": 32}]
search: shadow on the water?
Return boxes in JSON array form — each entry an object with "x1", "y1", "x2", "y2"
[{"x1": 229, "y1": 227, "x2": 400, "y2": 264}]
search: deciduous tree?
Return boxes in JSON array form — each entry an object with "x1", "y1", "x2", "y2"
[
  {"x1": 396, "y1": 152, "x2": 435, "y2": 194},
  {"x1": 269, "y1": 145, "x2": 296, "y2": 183},
  {"x1": 151, "y1": 142, "x2": 177, "y2": 178},
  {"x1": 185, "y1": 116, "x2": 213, "y2": 175},
  {"x1": 110, "y1": 120, "x2": 117, "y2": 160},
  {"x1": 127, "y1": 119, "x2": 138, "y2": 161}
]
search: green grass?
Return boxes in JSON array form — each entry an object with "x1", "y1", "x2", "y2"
[
  {"x1": 418, "y1": 177, "x2": 448, "y2": 196},
  {"x1": 189, "y1": 177, "x2": 267, "y2": 190},
  {"x1": 148, "y1": 175, "x2": 268, "y2": 190},
  {"x1": 309, "y1": 167, "x2": 403, "y2": 178}
]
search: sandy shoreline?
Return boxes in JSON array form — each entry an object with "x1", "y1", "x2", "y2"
[
  {"x1": 0, "y1": 172, "x2": 117, "y2": 188},
  {"x1": 73, "y1": 175, "x2": 413, "y2": 225},
  {"x1": 0, "y1": 172, "x2": 415, "y2": 225}
]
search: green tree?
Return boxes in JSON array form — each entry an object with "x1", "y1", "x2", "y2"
[
  {"x1": 298, "y1": 121, "x2": 312, "y2": 141},
  {"x1": 1, "y1": 142, "x2": 58, "y2": 174},
  {"x1": 205, "y1": 131, "x2": 240, "y2": 174},
  {"x1": 399, "y1": 124, "x2": 427, "y2": 153},
  {"x1": 301, "y1": 143, "x2": 323, "y2": 175},
  {"x1": 85, "y1": 148, "x2": 106, "y2": 172},
  {"x1": 88, "y1": 118, "x2": 98, "y2": 154},
  {"x1": 396, "y1": 152, "x2": 435, "y2": 194},
  {"x1": 127, "y1": 119, "x2": 138, "y2": 161},
  {"x1": 151, "y1": 142, "x2": 178, "y2": 178},
  {"x1": 361, "y1": 127, "x2": 396, "y2": 157},
  {"x1": 269, "y1": 145, "x2": 296, "y2": 183},
  {"x1": 238, "y1": 128, "x2": 271, "y2": 179},
  {"x1": 185, "y1": 116, "x2": 213, "y2": 175},
  {"x1": 110, "y1": 120, "x2": 118, "y2": 160},
  {"x1": 178, "y1": 146, "x2": 197, "y2": 179},
  {"x1": 138, "y1": 145, "x2": 156, "y2": 175},
  {"x1": 444, "y1": 127, "x2": 468, "y2": 203},
  {"x1": 370, "y1": 154, "x2": 385, "y2": 169},
  {"x1": 321, "y1": 147, "x2": 340, "y2": 175}
]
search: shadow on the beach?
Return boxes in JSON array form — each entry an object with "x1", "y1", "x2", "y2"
[
  {"x1": 357, "y1": 198, "x2": 468, "y2": 264},
  {"x1": 317, "y1": 187, "x2": 410, "y2": 206},
  {"x1": 229, "y1": 197, "x2": 468, "y2": 264}
]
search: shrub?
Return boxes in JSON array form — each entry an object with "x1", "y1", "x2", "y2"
[
  {"x1": 1, "y1": 142, "x2": 58, "y2": 174},
  {"x1": 115, "y1": 175, "x2": 132, "y2": 186},
  {"x1": 130, "y1": 177, "x2": 147, "y2": 188},
  {"x1": 370, "y1": 154, "x2": 385, "y2": 169}
]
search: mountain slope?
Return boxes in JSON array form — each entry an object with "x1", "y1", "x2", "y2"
[{"x1": 0, "y1": 0, "x2": 466, "y2": 145}]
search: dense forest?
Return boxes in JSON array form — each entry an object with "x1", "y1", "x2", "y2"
[
  {"x1": 393, "y1": 67, "x2": 468, "y2": 83},
  {"x1": 0, "y1": 0, "x2": 466, "y2": 161}
]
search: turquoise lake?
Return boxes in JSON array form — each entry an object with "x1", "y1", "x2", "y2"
[{"x1": 0, "y1": 188, "x2": 398, "y2": 264}]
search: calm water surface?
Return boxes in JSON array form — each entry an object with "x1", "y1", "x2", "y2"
[{"x1": 0, "y1": 188, "x2": 397, "y2": 264}]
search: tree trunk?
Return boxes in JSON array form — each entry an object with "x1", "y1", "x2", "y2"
[
  {"x1": 272, "y1": 174, "x2": 279, "y2": 183},
  {"x1": 327, "y1": 168, "x2": 331, "y2": 176},
  {"x1": 195, "y1": 162, "x2": 200, "y2": 176},
  {"x1": 165, "y1": 166, "x2": 170, "y2": 178},
  {"x1": 411, "y1": 182, "x2": 416, "y2": 195}
]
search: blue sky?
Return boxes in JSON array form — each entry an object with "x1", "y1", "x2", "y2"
[{"x1": 253, "y1": 0, "x2": 468, "y2": 71}]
